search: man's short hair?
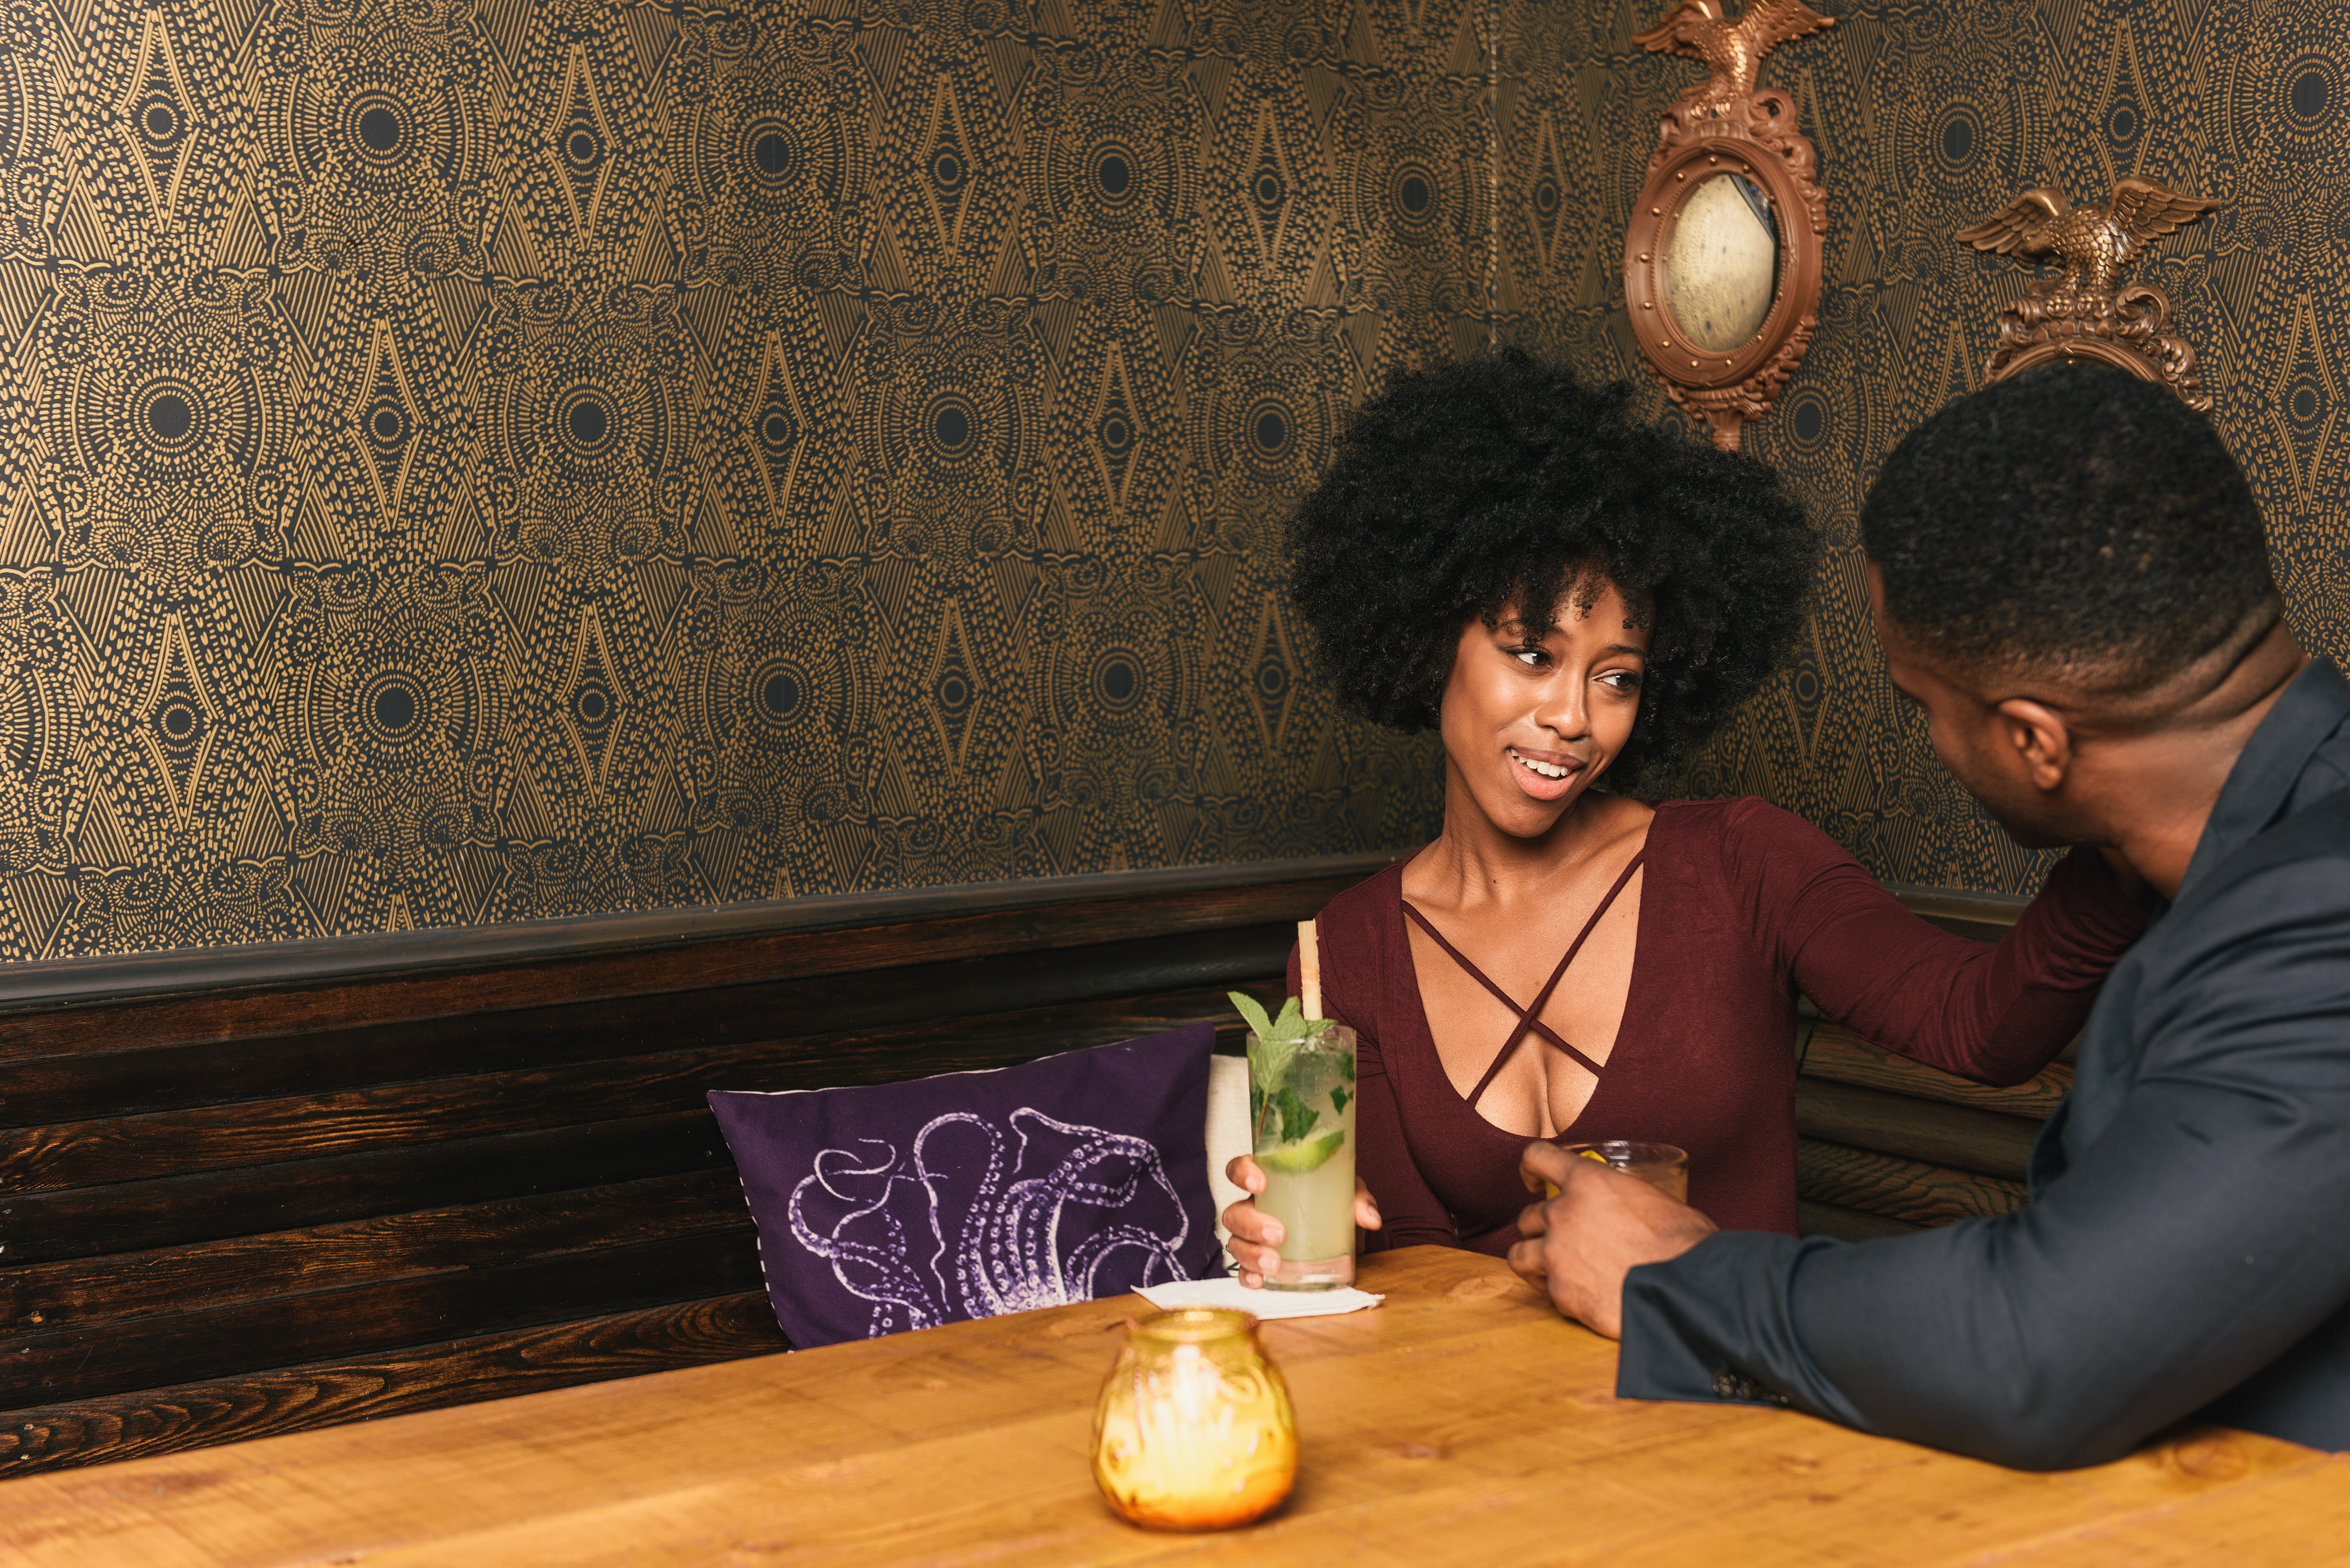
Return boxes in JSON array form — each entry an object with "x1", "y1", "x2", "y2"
[{"x1": 1860, "y1": 363, "x2": 2276, "y2": 691}]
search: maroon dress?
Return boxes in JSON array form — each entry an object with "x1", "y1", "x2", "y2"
[{"x1": 1286, "y1": 797, "x2": 2148, "y2": 1249}]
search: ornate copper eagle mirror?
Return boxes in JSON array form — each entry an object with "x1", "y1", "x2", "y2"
[{"x1": 1622, "y1": 0, "x2": 1834, "y2": 452}]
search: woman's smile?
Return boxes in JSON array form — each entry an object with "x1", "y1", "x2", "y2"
[{"x1": 1506, "y1": 744, "x2": 1582, "y2": 799}]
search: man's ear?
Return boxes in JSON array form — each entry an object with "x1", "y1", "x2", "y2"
[{"x1": 1992, "y1": 698, "x2": 2075, "y2": 793}]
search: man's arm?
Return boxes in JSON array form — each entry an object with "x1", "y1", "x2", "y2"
[{"x1": 1614, "y1": 849, "x2": 2350, "y2": 1469}]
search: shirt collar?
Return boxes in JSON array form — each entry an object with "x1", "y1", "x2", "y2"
[{"x1": 2175, "y1": 657, "x2": 2350, "y2": 907}]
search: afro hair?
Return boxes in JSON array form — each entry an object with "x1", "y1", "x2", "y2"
[
  {"x1": 1282, "y1": 349, "x2": 1817, "y2": 785},
  {"x1": 1861, "y1": 362, "x2": 2277, "y2": 691}
]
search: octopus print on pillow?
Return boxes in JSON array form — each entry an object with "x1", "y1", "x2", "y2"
[{"x1": 708, "y1": 1023, "x2": 1220, "y2": 1347}]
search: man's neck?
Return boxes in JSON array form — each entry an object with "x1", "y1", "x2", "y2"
[{"x1": 2082, "y1": 624, "x2": 2311, "y2": 899}]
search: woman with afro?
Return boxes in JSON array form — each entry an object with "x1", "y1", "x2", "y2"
[{"x1": 1220, "y1": 351, "x2": 2148, "y2": 1278}]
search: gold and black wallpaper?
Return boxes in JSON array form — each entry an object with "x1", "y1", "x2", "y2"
[
  {"x1": 1524, "y1": 0, "x2": 2350, "y2": 895},
  {"x1": 2, "y1": 0, "x2": 2344, "y2": 959},
  {"x1": 0, "y1": 0, "x2": 1494, "y2": 958}
]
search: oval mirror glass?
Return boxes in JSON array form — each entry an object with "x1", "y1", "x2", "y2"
[{"x1": 1662, "y1": 173, "x2": 1779, "y2": 354}]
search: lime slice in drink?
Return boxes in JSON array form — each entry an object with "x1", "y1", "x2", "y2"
[{"x1": 1258, "y1": 1129, "x2": 1345, "y2": 1174}]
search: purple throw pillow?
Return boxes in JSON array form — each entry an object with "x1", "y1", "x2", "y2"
[{"x1": 708, "y1": 1023, "x2": 1219, "y2": 1348}]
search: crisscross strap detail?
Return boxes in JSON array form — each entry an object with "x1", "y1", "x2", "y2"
[{"x1": 1402, "y1": 851, "x2": 1647, "y2": 1110}]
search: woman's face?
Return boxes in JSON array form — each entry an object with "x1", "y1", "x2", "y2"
[{"x1": 1438, "y1": 577, "x2": 1651, "y2": 837}]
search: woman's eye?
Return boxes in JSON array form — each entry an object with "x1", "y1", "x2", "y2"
[
  {"x1": 1511, "y1": 644, "x2": 1548, "y2": 667},
  {"x1": 1599, "y1": 670, "x2": 1642, "y2": 691}
]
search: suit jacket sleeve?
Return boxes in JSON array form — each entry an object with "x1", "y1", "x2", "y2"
[{"x1": 1615, "y1": 837, "x2": 2350, "y2": 1470}]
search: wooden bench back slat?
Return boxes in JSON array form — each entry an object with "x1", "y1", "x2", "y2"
[
  {"x1": 0, "y1": 1291, "x2": 788, "y2": 1475},
  {"x1": 1801, "y1": 1023, "x2": 2074, "y2": 1119},
  {"x1": 0, "y1": 1111, "x2": 729, "y2": 1267},
  {"x1": 1796, "y1": 1141, "x2": 2031, "y2": 1227},
  {"x1": 11, "y1": 1229, "x2": 764, "y2": 1408},
  {"x1": 1794, "y1": 1078, "x2": 2043, "y2": 1182},
  {"x1": 1, "y1": 1170, "x2": 749, "y2": 1335},
  {"x1": 0, "y1": 923, "x2": 1295, "y2": 1127},
  {"x1": 0, "y1": 985, "x2": 1253, "y2": 1193},
  {"x1": 0, "y1": 876, "x2": 1363, "y2": 1062}
]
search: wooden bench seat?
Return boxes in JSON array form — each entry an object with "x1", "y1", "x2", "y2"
[
  {"x1": 0, "y1": 861, "x2": 2046, "y2": 1477},
  {"x1": 1796, "y1": 1022, "x2": 2058, "y2": 1236}
]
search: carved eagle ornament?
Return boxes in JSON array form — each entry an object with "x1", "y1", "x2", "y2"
[
  {"x1": 1955, "y1": 177, "x2": 2219, "y2": 301},
  {"x1": 1633, "y1": 0, "x2": 1836, "y2": 115}
]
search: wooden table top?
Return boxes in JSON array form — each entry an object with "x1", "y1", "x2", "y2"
[{"x1": 5, "y1": 1245, "x2": 2346, "y2": 1566}]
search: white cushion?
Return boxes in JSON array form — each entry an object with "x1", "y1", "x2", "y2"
[{"x1": 1205, "y1": 1052, "x2": 1251, "y2": 1254}]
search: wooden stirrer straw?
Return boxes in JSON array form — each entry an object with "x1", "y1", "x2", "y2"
[{"x1": 1298, "y1": 918, "x2": 1323, "y2": 1021}]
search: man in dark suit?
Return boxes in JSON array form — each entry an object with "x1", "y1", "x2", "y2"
[{"x1": 1512, "y1": 363, "x2": 2350, "y2": 1468}]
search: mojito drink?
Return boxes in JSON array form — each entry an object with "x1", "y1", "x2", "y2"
[{"x1": 1248, "y1": 1023, "x2": 1358, "y2": 1289}]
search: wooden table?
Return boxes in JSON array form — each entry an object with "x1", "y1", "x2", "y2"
[{"x1": 5, "y1": 1247, "x2": 2346, "y2": 1565}]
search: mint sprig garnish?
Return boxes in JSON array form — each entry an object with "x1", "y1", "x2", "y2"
[
  {"x1": 1232, "y1": 990, "x2": 1337, "y2": 1151},
  {"x1": 1276, "y1": 1086, "x2": 1321, "y2": 1143},
  {"x1": 1226, "y1": 990, "x2": 1334, "y2": 1045}
]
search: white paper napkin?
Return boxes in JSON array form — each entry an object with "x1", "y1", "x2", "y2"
[{"x1": 1133, "y1": 1277, "x2": 1384, "y2": 1319}]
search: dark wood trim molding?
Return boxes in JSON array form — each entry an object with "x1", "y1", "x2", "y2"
[{"x1": 0, "y1": 849, "x2": 1410, "y2": 1013}]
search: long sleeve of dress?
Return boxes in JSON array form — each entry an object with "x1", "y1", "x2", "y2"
[
  {"x1": 1288, "y1": 943, "x2": 1454, "y2": 1251},
  {"x1": 1616, "y1": 791, "x2": 2350, "y2": 1465},
  {"x1": 1723, "y1": 801, "x2": 2149, "y2": 1085}
]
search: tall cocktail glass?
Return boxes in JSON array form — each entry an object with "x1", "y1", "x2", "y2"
[{"x1": 1248, "y1": 1023, "x2": 1357, "y2": 1289}]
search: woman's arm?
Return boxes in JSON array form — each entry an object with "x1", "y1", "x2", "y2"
[{"x1": 1735, "y1": 802, "x2": 2149, "y2": 1085}]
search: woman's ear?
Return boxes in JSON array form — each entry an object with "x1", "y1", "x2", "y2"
[{"x1": 1992, "y1": 697, "x2": 2077, "y2": 794}]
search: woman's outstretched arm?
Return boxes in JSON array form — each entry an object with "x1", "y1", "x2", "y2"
[{"x1": 1732, "y1": 800, "x2": 2149, "y2": 1085}]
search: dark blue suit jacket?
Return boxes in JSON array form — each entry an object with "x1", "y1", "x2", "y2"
[{"x1": 1616, "y1": 658, "x2": 2350, "y2": 1468}]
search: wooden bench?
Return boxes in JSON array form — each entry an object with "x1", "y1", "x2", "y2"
[
  {"x1": 0, "y1": 860, "x2": 2042, "y2": 1477},
  {"x1": 1792, "y1": 886, "x2": 2057, "y2": 1241}
]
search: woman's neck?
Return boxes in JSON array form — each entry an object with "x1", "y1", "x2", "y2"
[{"x1": 1412, "y1": 763, "x2": 1651, "y2": 913}]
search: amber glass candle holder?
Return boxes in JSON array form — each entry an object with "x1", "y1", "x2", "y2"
[{"x1": 1091, "y1": 1308, "x2": 1298, "y2": 1531}]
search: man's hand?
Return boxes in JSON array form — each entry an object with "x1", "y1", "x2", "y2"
[
  {"x1": 1507, "y1": 1141, "x2": 1718, "y2": 1337},
  {"x1": 1220, "y1": 1154, "x2": 1382, "y2": 1288}
]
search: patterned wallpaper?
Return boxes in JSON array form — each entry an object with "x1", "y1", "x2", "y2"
[
  {"x1": 1522, "y1": 0, "x2": 2350, "y2": 895},
  {"x1": 0, "y1": 0, "x2": 1488, "y2": 960},
  {"x1": 5, "y1": 0, "x2": 2340, "y2": 960}
]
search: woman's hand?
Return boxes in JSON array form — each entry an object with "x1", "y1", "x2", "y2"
[{"x1": 1219, "y1": 1154, "x2": 1383, "y2": 1288}]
